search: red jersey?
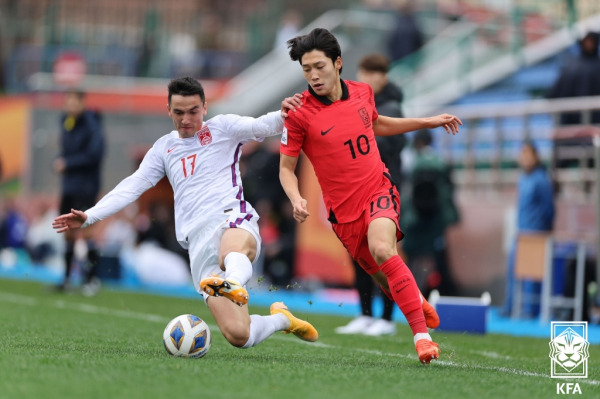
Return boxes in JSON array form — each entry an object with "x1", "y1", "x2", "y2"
[{"x1": 281, "y1": 79, "x2": 389, "y2": 223}]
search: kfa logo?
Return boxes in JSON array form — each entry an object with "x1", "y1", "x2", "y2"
[
  {"x1": 549, "y1": 321, "x2": 589, "y2": 395},
  {"x1": 549, "y1": 321, "x2": 589, "y2": 378},
  {"x1": 197, "y1": 126, "x2": 212, "y2": 146},
  {"x1": 556, "y1": 383, "x2": 582, "y2": 395},
  {"x1": 357, "y1": 107, "x2": 371, "y2": 128}
]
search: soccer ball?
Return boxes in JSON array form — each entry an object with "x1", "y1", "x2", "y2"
[{"x1": 162, "y1": 314, "x2": 211, "y2": 358}]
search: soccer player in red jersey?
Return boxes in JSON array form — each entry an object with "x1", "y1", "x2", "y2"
[{"x1": 279, "y1": 28, "x2": 462, "y2": 364}]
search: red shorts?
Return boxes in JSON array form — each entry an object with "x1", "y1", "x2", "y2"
[{"x1": 331, "y1": 178, "x2": 403, "y2": 275}]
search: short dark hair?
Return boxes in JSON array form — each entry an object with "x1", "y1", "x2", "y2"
[
  {"x1": 358, "y1": 54, "x2": 390, "y2": 74},
  {"x1": 287, "y1": 28, "x2": 343, "y2": 73},
  {"x1": 168, "y1": 77, "x2": 205, "y2": 105}
]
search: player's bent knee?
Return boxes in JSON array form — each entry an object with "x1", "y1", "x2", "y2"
[
  {"x1": 220, "y1": 231, "x2": 257, "y2": 264},
  {"x1": 222, "y1": 326, "x2": 250, "y2": 348},
  {"x1": 369, "y1": 243, "x2": 396, "y2": 265}
]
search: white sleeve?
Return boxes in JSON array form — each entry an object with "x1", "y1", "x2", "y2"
[
  {"x1": 227, "y1": 111, "x2": 284, "y2": 142},
  {"x1": 82, "y1": 173, "x2": 154, "y2": 227},
  {"x1": 251, "y1": 111, "x2": 285, "y2": 138},
  {"x1": 82, "y1": 144, "x2": 165, "y2": 227}
]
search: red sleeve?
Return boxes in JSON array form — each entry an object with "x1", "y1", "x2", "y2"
[
  {"x1": 367, "y1": 84, "x2": 379, "y2": 121},
  {"x1": 280, "y1": 112, "x2": 305, "y2": 157}
]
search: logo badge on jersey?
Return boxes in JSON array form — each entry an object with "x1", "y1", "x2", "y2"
[
  {"x1": 358, "y1": 107, "x2": 371, "y2": 128},
  {"x1": 281, "y1": 127, "x2": 288, "y2": 145},
  {"x1": 197, "y1": 126, "x2": 212, "y2": 146}
]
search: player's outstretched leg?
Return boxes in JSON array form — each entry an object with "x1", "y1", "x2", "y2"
[
  {"x1": 270, "y1": 302, "x2": 319, "y2": 342},
  {"x1": 421, "y1": 294, "x2": 440, "y2": 329},
  {"x1": 415, "y1": 339, "x2": 440, "y2": 364},
  {"x1": 200, "y1": 275, "x2": 249, "y2": 306}
]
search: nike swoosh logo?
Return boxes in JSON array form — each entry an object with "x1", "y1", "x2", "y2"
[
  {"x1": 395, "y1": 285, "x2": 407, "y2": 294},
  {"x1": 167, "y1": 147, "x2": 177, "y2": 153},
  {"x1": 321, "y1": 126, "x2": 334, "y2": 136}
]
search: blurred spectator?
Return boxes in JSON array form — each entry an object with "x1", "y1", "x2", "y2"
[
  {"x1": 99, "y1": 207, "x2": 138, "y2": 259},
  {"x1": 170, "y1": 30, "x2": 199, "y2": 77},
  {"x1": 547, "y1": 31, "x2": 600, "y2": 125},
  {"x1": 0, "y1": 197, "x2": 28, "y2": 250},
  {"x1": 25, "y1": 196, "x2": 64, "y2": 270},
  {"x1": 273, "y1": 10, "x2": 302, "y2": 52},
  {"x1": 356, "y1": 53, "x2": 405, "y2": 186},
  {"x1": 95, "y1": 206, "x2": 138, "y2": 281},
  {"x1": 0, "y1": 197, "x2": 28, "y2": 269},
  {"x1": 400, "y1": 129, "x2": 460, "y2": 298},
  {"x1": 387, "y1": 1, "x2": 424, "y2": 63},
  {"x1": 118, "y1": 212, "x2": 191, "y2": 286},
  {"x1": 53, "y1": 89, "x2": 104, "y2": 295},
  {"x1": 501, "y1": 141, "x2": 555, "y2": 318},
  {"x1": 124, "y1": 240, "x2": 192, "y2": 286},
  {"x1": 242, "y1": 138, "x2": 296, "y2": 286},
  {"x1": 135, "y1": 202, "x2": 188, "y2": 264},
  {"x1": 335, "y1": 54, "x2": 405, "y2": 336},
  {"x1": 137, "y1": 35, "x2": 158, "y2": 77}
]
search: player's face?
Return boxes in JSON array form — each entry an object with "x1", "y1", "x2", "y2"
[
  {"x1": 167, "y1": 94, "x2": 207, "y2": 138},
  {"x1": 519, "y1": 145, "x2": 537, "y2": 172},
  {"x1": 301, "y1": 50, "x2": 342, "y2": 101},
  {"x1": 64, "y1": 93, "x2": 84, "y2": 117}
]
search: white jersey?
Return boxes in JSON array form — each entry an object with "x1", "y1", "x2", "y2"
[{"x1": 82, "y1": 111, "x2": 284, "y2": 248}]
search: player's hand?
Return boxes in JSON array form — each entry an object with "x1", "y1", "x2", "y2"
[
  {"x1": 281, "y1": 93, "x2": 303, "y2": 118},
  {"x1": 426, "y1": 114, "x2": 462, "y2": 135},
  {"x1": 292, "y1": 198, "x2": 310, "y2": 223},
  {"x1": 52, "y1": 209, "x2": 88, "y2": 233}
]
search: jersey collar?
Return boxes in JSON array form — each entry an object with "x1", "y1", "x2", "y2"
[{"x1": 308, "y1": 79, "x2": 349, "y2": 105}]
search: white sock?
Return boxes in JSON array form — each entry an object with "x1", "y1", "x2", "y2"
[
  {"x1": 242, "y1": 314, "x2": 289, "y2": 348},
  {"x1": 413, "y1": 332, "x2": 432, "y2": 345},
  {"x1": 224, "y1": 252, "x2": 253, "y2": 286}
]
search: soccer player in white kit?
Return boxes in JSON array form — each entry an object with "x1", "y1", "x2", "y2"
[{"x1": 53, "y1": 77, "x2": 318, "y2": 349}]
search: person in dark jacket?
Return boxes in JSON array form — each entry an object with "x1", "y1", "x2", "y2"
[
  {"x1": 335, "y1": 54, "x2": 406, "y2": 336},
  {"x1": 547, "y1": 31, "x2": 600, "y2": 124},
  {"x1": 400, "y1": 129, "x2": 460, "y2": 298},
  {"x1": 53, "y1": 89, "x2": 104, "y2": 295},
  {"x1": 387, "y1": 2, "x2": 424, "y2": 64}
]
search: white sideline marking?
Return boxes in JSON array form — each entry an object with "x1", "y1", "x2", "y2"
[
  {"x1": 1, "y1": 290, "x2": 598, "y2": 386},
  {"x1": 469, "y1": 350, "x2": 513, "y2": 360}
]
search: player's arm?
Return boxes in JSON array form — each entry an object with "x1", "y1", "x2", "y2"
[
  {"x1": 52, "y1": 209, "x2": 88, "y2": 233},
  {"x1": 373, "y1": 114, "x2": 462, "y2": 136},
  {"x1": 53, "y1": 145, "x2": 164, "y2": 233},
  {"x1": 279, "y1": 153, "x2": 310, "y2": 223},
  {"x1": 240, "y1": 94, "x2": 304, "y2": 140},
  {"x1": 52, "y1": 173, "x2": 154, "y2": 233}
]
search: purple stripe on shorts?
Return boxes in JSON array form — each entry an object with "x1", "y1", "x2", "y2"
[
  {"x1": 228, "y1": 214, "x2": 253, "y2": 229},
  {"x1": 231, "y1": 143, "x2": 243, "y2": 187}
]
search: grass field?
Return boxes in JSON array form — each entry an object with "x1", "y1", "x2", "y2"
[{"x1": 0, "y1": 278, "x2": 598, "y2": 399}]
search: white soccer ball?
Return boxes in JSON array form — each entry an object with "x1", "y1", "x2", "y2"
[{"x1": 162, "y1": 314, "x2": 211, "y2": 358}]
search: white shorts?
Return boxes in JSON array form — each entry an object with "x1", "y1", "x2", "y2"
[{"x1": 187, "y1": 212, "x2": 261, "y2": 302}]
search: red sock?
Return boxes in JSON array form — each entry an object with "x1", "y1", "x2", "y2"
[{"x1": 379, "y1": 255, "x2": 427, "y2": 335}]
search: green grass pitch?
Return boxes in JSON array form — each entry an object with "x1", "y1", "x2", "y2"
[{"x1": 0, "y1": 278, "x2": 598, "y2": 399}]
